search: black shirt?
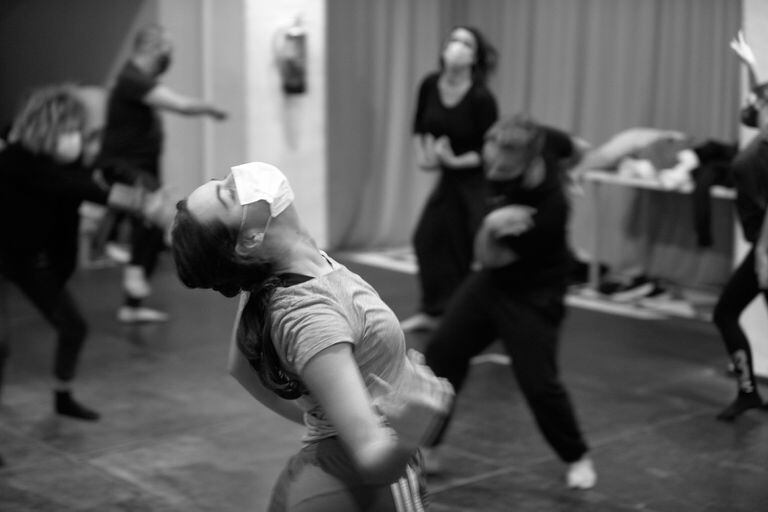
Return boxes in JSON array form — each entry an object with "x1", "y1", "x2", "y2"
[
  {"x1": 486, "y1": 154, "x2": 571, "y2": 291},
  {"x1": 730, "y1": 132, "x2": 768, "y2": 243},
  {"x1": 0, "y1": 144, "x2": 109, "y2": 280},
  {"x1": 99, "y1": 61, "x2": 163, "y2": 175},
  {"x1": 413, "y1": 72, "x2": 498, "y2": 179}
]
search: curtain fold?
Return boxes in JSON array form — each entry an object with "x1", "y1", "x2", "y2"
[{"x1": 327, "y1": 0, "x2": 741, "y2": 251}]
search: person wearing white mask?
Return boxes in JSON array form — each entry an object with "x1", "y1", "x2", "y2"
[
  {"x1": 401, "y1": 26, "x2": 499, "y2": 332},
  {"x1": 97, "y1": 24, "x2": 228, "y2": 324},
  {"x1": 0, "y1": 84, "x2": 173, "y2": 422},
  {"x1": 170, "y1": 162, "x2": 454, "y2": 511}
]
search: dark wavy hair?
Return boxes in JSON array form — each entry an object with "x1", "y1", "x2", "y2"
[
  {"x1": 171, "y1": 199, "x2": 305, "y2": 399},
  {"x1": 439, "y1": 25, "x2": 498, "y2": 84}
]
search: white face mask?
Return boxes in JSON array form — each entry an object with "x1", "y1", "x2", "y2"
[
  {"x1": 54, "y1": 131, "x2": 83, "y2": 163},
  {"x1": 442, "y1": 41, "x2": 474, "y2": 68},
  {"x1": 231, "y1": 162, "x2": 295, "y2": 253}
]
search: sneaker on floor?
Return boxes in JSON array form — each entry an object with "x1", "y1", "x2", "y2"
[
  {"x1": 54, "y1": 390, "x2": 100, "y2": 421},
  {"x1": 117, "y1": 306, "x2": 169, "y2": 323},
  {"x1": 608, "y1": 276, "x2": 660, "y2": 303},
  {"x1": 123, "y1": 265, "x2": 151, "y2": 299},
  {"x1": 105, "y1": 242, "x2": 131, "y2": 264},
  {"x1": 400, "y1": 313, "x2": 440, "y2": 332},
  {"x1": 421, "y1": 447, "x2": 443, "y2": 475},
  {"x1": 566, "y1": 457, "x2": 597, "y2": 489}
]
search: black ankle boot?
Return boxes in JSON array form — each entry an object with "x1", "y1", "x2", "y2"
[
  {"x1": 716, "y1": 392, "x2": 764, "y2": 422},
  {"x1": 55, "y1": 390, "x2": 100, "y2": 421}
]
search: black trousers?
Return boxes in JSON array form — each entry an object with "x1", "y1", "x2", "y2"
[
  {"x1": 0, "y1": 263, "x2": 87, "y2": 382},
  {"x1": 713, "y1": 247, "x2": 767, "y2": 390},
  {"x1": 129, "y1": 219, "x2": 165, "y2": 277},
  {"x1": 424, "y1": 270, "x2": 589, "y2": 463},
  {"x1": 413, "y1": 176, "x2": 485, "y2": 316}
]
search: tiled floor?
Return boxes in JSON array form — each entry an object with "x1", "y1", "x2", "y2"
[{"x1": 1, "y1": 255, "x2": 767, "y2": 511}]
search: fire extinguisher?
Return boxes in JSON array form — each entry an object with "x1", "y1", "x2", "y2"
[{"x1": 275, "y1": 16, "x2": 307, "y2": 95}]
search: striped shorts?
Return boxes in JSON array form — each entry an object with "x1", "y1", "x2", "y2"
[{"x1": 268, "y1": 436, "x2": 428, "y2": 511}]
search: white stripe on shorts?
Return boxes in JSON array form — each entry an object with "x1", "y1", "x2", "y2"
[{"x1": 390, "y1": 465, "x2": 425, "y2": 512}]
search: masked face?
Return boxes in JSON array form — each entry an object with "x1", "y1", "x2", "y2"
[
  {"x1": 231, "y1": 162, "x2": 295, "y2": 254},
  {"x1": 53, "y1": 131, "x2": 83, "y2": 163},
  {"x1": 442, "y1": 29, "x2": 477, "y2": 68},
  {"x1": 442, "y1": 41, "x2": 474, "y2": 67}
]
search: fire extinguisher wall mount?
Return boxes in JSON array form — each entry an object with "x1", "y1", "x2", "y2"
[{"x1": 274, "y1": 16, "x2": 307, "y2": 95}]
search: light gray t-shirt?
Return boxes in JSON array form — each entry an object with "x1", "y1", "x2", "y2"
[{"x1": 269, "y1": 261, "x2": 408, "y2": 443}]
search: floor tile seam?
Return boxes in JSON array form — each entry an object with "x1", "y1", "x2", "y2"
[
  {"x1": 567, "y1": 367, "x2": 731, "y2": 400},
  {"x1": 69, "y1": 414, "x2": 248, "y2": 460},
  {"x1": 0, "y1": 434, "x2": 211, "y2": 512},
  {"x1": 427, "y1": 460, "x2": 620, "y2": 506},
  {"x1": 582, "y1": 410, "x2": 712, "y2": 449},
  {"x1": 87, "y1": 458, "x2": 208, "y2": 512},
  {"x1": 0, "y1": 413, "x2": 243, "y2": 472},
  {"x1": 428, "y1": 458, "x2": 672, "y2": 512}
]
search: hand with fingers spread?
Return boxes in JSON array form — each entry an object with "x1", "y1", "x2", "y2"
[
  {"x1": 730, "y1": 30, "x2": 757, "y2": 69},
  {"x1": 370, "y1": 349, "x2": 454, "y2": 449}
]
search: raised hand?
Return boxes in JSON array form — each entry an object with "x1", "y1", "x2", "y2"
[
  {"x1": 369, "y1": 349, "x2": 454, "y2": 448},
  {"x1": 730, "y1": 30, "x2": 756, "y2": 67}
]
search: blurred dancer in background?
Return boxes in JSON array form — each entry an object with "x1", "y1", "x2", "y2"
[
  {"x1": 98, "y1": 24, "x2": 227, "y2": 323},
  {"x1": 0, "y1": 84, "x2": 172, "y2": 421},
  {"x1": 710, "y1": 33, "x2": 768, "y2": 421},
  {"x1": 422, "y1": 114, "x2": 597, "y2": 489},
  {"x1": 401, "y1": 26, "x2": 499, "y2": 332}
]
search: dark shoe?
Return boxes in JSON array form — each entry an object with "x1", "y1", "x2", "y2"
[
  {"x1": 55, "y1": 390, "x2": 101, "y2": 421},
  {"x1": 716, "y1": 392, "x2": 764, "y2": 422}
]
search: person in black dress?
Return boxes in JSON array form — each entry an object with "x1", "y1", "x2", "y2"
[{"x1": 401, "y1": 26, "x2": 499, "y2": 332}]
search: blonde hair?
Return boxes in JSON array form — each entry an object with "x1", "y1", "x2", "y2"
[
  {"x1": 133, "y1": 24, "x2": 170, "y2": 55},
  {"x1": 8, "y1": 84, "x2": 86, "y2": 155}
]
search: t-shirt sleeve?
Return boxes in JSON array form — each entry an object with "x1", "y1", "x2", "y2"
[{"x1": 271, "y1": 298, "x2": 356, "y2": 376}]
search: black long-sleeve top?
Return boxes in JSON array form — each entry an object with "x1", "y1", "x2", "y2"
[
  {"x1": 730, "y1": 132, "x2": 768, "y2": 244},
  {"x1": 485, "y1": 151, "x2": 572, "y2": 292},
  {"x1": 0, "y1": 143, "x2": 110, "y2": 282}
]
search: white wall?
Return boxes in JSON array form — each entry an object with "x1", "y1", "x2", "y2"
[
  {"x1": 243, "y1": 0, "x2": 328, "y2": 248},
  {"x1": 739, "y1": 0, "x2": 768, "y2": 378},
  {"x1": 155, "y1": 0, "x2": 329, "y2": 247}
]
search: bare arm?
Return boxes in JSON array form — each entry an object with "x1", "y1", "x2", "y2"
[
  {"x1": 226, "y1": 314, "x2": 304, "y2": 425},
  {"x1": 144, "y1": 84, "x2": 228, "y2": 120},
  {"x1": 731, "y1": 30, "x2": 760, "y2": 91},
  {"x1": 300, "y1": 343, "x2": 415, "y2": 483}
]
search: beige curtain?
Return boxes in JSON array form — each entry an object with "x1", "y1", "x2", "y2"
[{"x1": 327, "y1": 0, "x2": 741, "y2": 251}]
